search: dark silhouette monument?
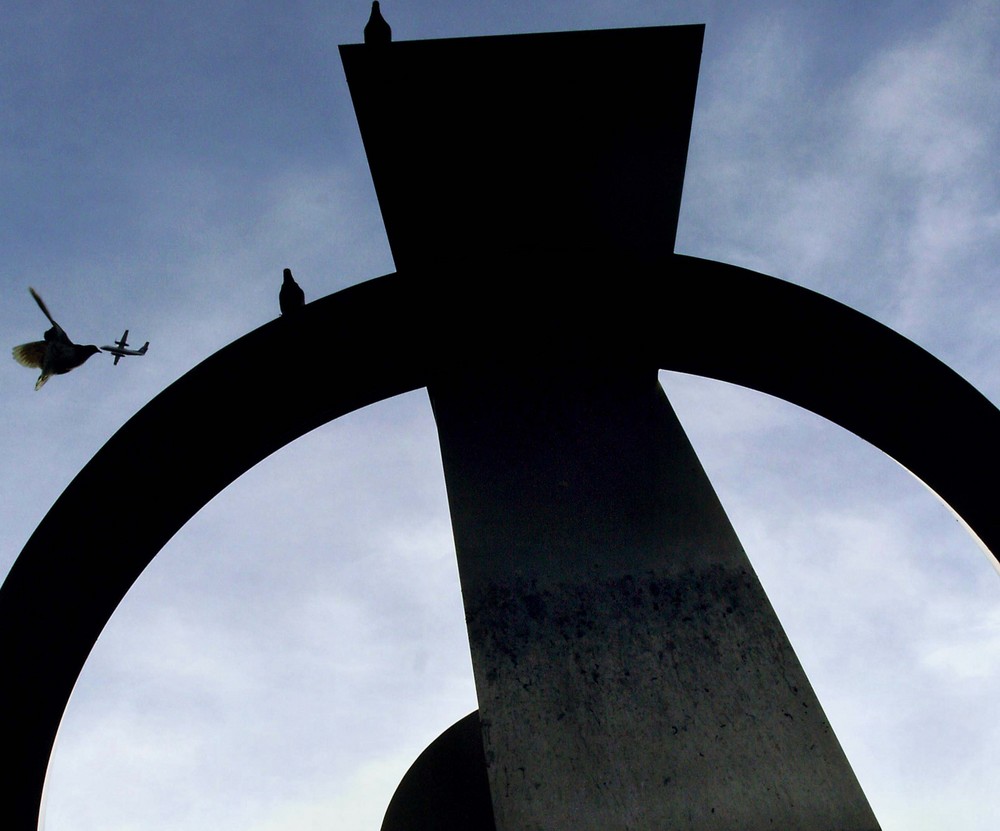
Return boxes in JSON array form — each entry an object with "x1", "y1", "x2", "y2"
[{"x1": 3, "y1": 23, "x2": 999, "y2": 831}]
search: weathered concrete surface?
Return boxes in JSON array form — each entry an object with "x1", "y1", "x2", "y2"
[{"x1": 430, "y1": 365, "x2": 881, "y2": 830}]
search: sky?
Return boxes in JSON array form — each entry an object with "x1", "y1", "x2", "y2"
[{"x1": 2, "y1": 1, "x2": 999, "y2": 829}]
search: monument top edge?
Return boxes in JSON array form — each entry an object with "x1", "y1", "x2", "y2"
[{"x1": 339, "y1": 22, "x2": 705, "y2": 53}]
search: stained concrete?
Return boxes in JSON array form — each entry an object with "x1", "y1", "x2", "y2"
[{"x1": 430, "y1": 365, "x2": 881, "y2": 830}]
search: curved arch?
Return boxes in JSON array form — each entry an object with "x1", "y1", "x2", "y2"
[
  {"x1": 662, "y1": 255, "x2": 1000, "y2": 560},
  {"x1": 2, "y1": 256, "x2": 998, "y2": 827}
]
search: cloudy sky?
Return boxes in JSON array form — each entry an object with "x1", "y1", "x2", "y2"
[{"x1": 3, "y1": 1, "x2": 999, "y2": 829}]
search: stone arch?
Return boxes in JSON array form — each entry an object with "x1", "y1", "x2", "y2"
[{"x1": 2, "y1": 256, "x2": 997, "y2": 828}]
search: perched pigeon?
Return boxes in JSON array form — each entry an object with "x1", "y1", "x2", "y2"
[
  {"x1": 279, "y1": 268, "x2": 305, "y2": 315},
  {"x1": 364, "y1": 1, "x2": 391, "y2": 44},
  {"x1": 12, "y1": 288, "x2": 101, "y2": 390}
]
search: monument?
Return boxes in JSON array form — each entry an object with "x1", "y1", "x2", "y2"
[{"x1": 2, "y1": 22, "x2": 998, "y2": 831}]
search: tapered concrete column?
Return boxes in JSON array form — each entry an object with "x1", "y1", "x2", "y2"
[
  {"x1": 430, "y1": 364, "x2": 880, "y2": 830},
  {"x1": 342, "y1": 22, "x2": 881, "y2": 828}
]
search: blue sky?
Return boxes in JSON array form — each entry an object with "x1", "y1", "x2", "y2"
[{"x1": 3, "y1": 1, "x2": 999, "y2": 829}]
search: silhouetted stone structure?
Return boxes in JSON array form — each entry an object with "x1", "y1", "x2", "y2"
[
  {"x1": 343, "y1": 26, "x2": 877, "y2": 829},
  {"x1": 2, "y1": 23, "x2": 999, "y2": 831}
]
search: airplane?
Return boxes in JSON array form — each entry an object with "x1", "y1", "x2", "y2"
[{"x1": 101, "y1": 330, "x2": 149, "y2": 365}]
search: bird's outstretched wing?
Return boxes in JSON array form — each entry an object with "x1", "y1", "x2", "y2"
[
  {"x1": 30, "y1": 288, "x2": 58, "y2": 327},
  {"x1": 29, "y1": 287, "x2": 69, "y2": 343},
  {"x1": 12, "y1": 342, "x2": 46, "y2": 369}
]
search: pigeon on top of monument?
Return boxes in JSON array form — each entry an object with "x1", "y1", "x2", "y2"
[
  {"x1": 364, "y1": 1, "x2": 391, "y2": 44},
  {"x1": 279, "y1": 268, "x2": 305, "y2": 315},
  {"x1": 12, "y1": 288, "x2": 102, "y2": 391}
]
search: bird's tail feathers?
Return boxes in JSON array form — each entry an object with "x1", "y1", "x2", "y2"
[{"x1": 29, "y1": 287, "x2": 57, "y2": 326}]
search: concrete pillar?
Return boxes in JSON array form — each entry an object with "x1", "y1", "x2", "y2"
[{"x1": 430, "y1": 364, "x2": 880, "y2": 830}]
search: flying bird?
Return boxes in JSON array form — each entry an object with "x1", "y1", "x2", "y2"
[
  {"x1": 12, "y1": 288, "x2": 101, "y2": 390},
  {"x1": 279, "y1": 268, "x2": 305, "y2": 315},
  {"x1": 364, "y1": 1, "x2": 392, "y2": 44}
]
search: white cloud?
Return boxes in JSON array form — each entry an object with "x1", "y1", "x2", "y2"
[
  {"x1": 244, "y1": 749, "x2": 423, "y2": 831},
  {"x1": 920, "y1": 605, "x2": 1000, "y2": 681}
]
